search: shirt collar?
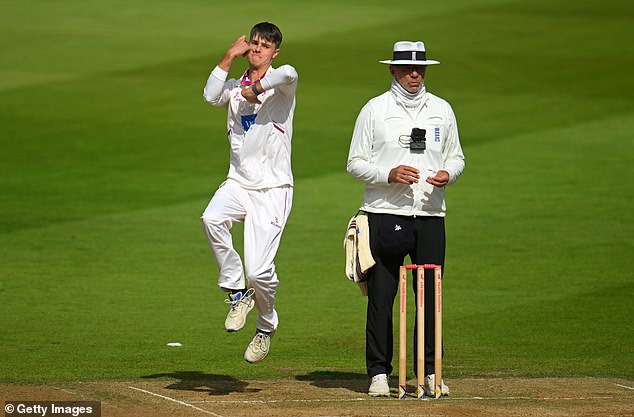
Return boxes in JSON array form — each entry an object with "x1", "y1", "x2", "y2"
[{"x1": 240, "y1": 67, "x2": 271, "y2": 86}]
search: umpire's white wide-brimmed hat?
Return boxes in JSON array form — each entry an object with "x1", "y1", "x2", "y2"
[{"x1": 379, "y1": 41, "x2": 440, "y2": 65}]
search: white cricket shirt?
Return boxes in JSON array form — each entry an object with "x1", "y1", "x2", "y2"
[
  {"x1": 203, "y1": 64, "x2": 298, "y2": 189},
  {"x1": 347, "y1": 90, "x2": 465, "y2": 217}
]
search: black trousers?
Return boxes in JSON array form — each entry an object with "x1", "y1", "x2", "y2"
[{"x1": 366, "y1": 212, "x2": 445, "y2": 378}]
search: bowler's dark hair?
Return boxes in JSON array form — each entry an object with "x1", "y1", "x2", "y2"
[{"x1": 250, "y1": 22, "x2": 283, "y2": 48}]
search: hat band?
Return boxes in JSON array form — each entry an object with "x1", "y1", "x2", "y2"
[{"x1": 392, "y1": 50, "x2": 426, "y2": 61}]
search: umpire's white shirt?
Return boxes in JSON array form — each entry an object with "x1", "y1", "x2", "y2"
[
  {"x1": 203, "y1": 65, "x2": 297, "y2": 189},
  {"x1": 347, "y1": 89, "x2": 465, "y2": 217}
]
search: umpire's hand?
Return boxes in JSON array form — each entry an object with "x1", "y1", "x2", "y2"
[
  {"x1": 388, "y1": 165, "x2": 420, "y2": 184},
  {"x1": 426, "y1": 170, "x2": 450, "y2": 188}
]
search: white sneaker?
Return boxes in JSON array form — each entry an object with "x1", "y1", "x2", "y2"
[
  {"x1": 244, "y1": 330, "x2": 272, "y2": 363},
  {"x1": 368, "y1": 373, "x2": 390, "y2": 397},
  {"x1": 424, "y1": 374, "x2": 449, "y2": 397},
  {"x1": 224, "y1": 288, "x2": 255, "y2": 332}
]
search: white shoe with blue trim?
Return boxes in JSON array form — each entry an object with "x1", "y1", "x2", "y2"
[{"x1": 224, "y1": 288, "x2": 255, "y2": 332}]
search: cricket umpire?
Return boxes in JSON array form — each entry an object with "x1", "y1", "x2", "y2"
[{"x1": 347, "y1": 41, "x2": 465, "y2": 396}]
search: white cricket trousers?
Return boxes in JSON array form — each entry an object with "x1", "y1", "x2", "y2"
[{"x1": 201, "y1": 179, "x2": 293, "y2": 332}]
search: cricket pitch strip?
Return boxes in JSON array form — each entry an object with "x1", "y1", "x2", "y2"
[{"x1": 2, "y1": 376, "x2": 633, "y2": 416}]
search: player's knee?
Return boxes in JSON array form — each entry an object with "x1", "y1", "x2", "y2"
[{"x1": 246, "y1": 266, "x2": 277, "y2": 286}]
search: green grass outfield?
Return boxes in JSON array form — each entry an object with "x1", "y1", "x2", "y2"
[{"x1": 1, "y1": 0, "x2": 632, "y2": 383}]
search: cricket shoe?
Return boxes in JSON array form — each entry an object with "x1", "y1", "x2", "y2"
[
  {"x1": 424, "y1": 374, "x2": 449, "y2": 397},
  {"x1": 244, "y1": 330, "x2": 272, "y2": 363},
  {"x1": 224, "y1": 288, "x2": 255, "y2": 332},
  {"x1": 368, "y1": 373, "x2": 390, "y2": 397}
]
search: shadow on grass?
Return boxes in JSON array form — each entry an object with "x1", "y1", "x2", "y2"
[
  {"x1": 142, "y1": 371, "x2": 261, "y2": 395},
  {"x1": 296, "y1": 371, "x2": 368, "y2": 394}
]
